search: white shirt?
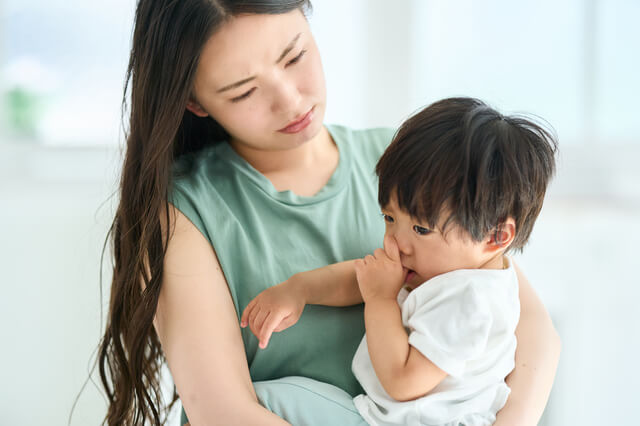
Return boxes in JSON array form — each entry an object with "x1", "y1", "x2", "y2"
[{"x1": 352, "y1": 258, "x2": 520, "y2": 426}]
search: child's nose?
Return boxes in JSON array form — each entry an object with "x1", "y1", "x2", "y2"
[{"x1": 393, "y1": 231, "x2": 412, "y2": 255}]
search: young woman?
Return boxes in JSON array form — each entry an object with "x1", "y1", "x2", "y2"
[{"x1": 97, "y1": 1, "x2": 561, "y2": 425}]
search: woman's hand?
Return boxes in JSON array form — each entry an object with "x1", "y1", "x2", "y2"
[
  {"x1": 241, "y1": 279, "x2": 306, "y2": 349},
  {"x1": 354, "y1": 236, "x2": 405, "y2": 303}
]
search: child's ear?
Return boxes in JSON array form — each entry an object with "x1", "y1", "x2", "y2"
[
  {"x1": 485, "y1": 218, "x2": 516, "y2": 252},
  {"x1": 185, "y1": 99, "x2": 209, "y2": 117}
]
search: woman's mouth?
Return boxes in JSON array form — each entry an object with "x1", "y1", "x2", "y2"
[{"x1": 278, "y1": 107, "x2": 315, "y2": 134}]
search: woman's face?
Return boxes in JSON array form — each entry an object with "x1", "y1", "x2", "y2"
[{"x1": 188, "y1": 10, "x2": 327, "y2": 152}]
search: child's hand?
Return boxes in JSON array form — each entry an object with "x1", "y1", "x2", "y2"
[
  {"x1": 240, "y1": 280, "x2": 305, "y2": 349},
  {"x1": 354, "y1": 235, "x2": 405, "y2": 302}
]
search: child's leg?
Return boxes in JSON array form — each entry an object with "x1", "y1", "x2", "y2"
[{"x1": 254, "y1": 376, "x2": 368, "y2": 426}]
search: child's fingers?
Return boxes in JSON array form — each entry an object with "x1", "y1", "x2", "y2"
[
  {"x1": 247, "y1": 302, "x2": 261, "y2": 330},
  {"x1": 274, "y1": 314, "x2": 298, "y2": 332},
  {"x1": 240, "y1": 299, "x2": 256, "y2": 328},
  {"x1": 373, "y1": 248, "x2": 386, "y2": 260},
  {"x1": 383, "y1": 235, "x2": 400, "y2": 261},
  {"x1": 354, "y1": 258, "x2": 364, "y2": 270},
  {"x1": 258, "y1": 312, "x2": 286, "y2": 349},
  {"x1": 251, "y1": 309, "x2": 269, "y2": 339},
  {"x1": 246, "y1": 305, "x2": 262, "y2": 336}
]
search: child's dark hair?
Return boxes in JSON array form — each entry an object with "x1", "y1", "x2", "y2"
[{"x1": 376, "y1": 97, "x2": 558, "y2": 252}]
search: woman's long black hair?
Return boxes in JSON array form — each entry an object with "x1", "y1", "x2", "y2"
[{"x1": 97, "y1": 1, "x2": 311, "y2": 424}]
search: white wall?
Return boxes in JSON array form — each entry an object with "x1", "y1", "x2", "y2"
[
  {"x1": 0, "y1": 145, "x2": 117, "y2": 425},
  {"x1": 1, "y1": 1, "x2": 639, "y2": 425}
]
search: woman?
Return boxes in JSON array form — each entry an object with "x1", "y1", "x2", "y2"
[{"x1": 98, "y1": 1, "x2": 560, "y2": 425}]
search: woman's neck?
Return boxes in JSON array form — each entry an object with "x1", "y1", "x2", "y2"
[
  {"x1": 231, "y1": 126, "x2": 334, "y2": 175},
  {"x1": 230, "y1": 126, "x2": 339, "y2": 196}
]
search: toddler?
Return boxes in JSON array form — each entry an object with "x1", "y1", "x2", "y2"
[{"x1": 241, "y1": 97, "x2": 557, "y2": 425}]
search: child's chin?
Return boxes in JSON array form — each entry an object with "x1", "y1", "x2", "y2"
[{"x1": 405, "y1": 277, "x2": 423, "y2": 290}]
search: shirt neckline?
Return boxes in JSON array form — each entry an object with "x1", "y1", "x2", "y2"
[{"x1": 216, "y1": 124, "x2": 350, "y2": 206}]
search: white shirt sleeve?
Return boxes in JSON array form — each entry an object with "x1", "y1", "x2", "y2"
[{"x1": 403, "y1": 279, "x2": 493, "y2": 378}]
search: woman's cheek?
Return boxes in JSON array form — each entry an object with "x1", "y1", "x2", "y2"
[
  {"x1": 307, "y1": 58, "x2": 326, "y2": 99},
  {"x1": 223, "y1": 102, "x2": 266, "y2": 138},
  {"x1": 310, "y1": 46, "x2": 327, "y2": 93}
]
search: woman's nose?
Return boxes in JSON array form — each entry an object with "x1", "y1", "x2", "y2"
[{"x1": 270, "y1": 75, "x2": 302, "y2": 115}]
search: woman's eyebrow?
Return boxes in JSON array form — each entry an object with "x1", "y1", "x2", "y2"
[
  {"x1": 217, "y1": 76, "x2": 255, "y2": 93},
  {"x1": 275, "y1": 33, "x2": 301, "y2": 64},
  {"x1": 216, "y1": 33, "x2": 302, "y2": 93}
]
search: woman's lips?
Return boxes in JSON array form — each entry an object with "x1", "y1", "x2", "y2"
[{"x1": 278, "y1": 107, "x2": 314, "y2": 134}]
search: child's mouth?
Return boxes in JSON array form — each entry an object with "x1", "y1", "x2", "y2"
[{"x1": 404, "y1": 269, "x2": 416, "y2": 283}]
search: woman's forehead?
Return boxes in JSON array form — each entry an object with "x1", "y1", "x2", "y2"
[{"x1": 197, "y1": 10, "x2": 309, "y2": 90}]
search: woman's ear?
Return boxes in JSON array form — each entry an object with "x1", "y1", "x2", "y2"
[
  {"x1": 185, "y1": 100, "x2": 209, "y2": 117},
  {"x1": 486, "y1": 217, "x2": 516, "y2": 252}
]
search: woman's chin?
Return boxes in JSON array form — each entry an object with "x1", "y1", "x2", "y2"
[{"x1": 283, "y1": 119, "x2": 325, "y2": 150}]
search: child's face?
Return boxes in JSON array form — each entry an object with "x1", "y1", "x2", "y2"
[{"x1": 381, "y1": 193, "x2": 498, "y2": 289}]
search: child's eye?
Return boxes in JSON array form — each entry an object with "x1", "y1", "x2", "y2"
[
  {"x1": 413, "y1": 225, "x2": 431, "y2": 235},
  {"x1": 382, "y1": 214, "x2": 394, "y2": 223},
  {"x1": 286, "y1": 49, "x2": 307, "y2": 67}
]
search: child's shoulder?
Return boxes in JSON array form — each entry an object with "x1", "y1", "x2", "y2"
[{"x1": 406, "y1": 268, "x2": 516, "y2": 309}]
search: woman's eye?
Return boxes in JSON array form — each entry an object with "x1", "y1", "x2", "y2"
[
  {"x1": 231, "y1": 87, "x2": 256, "y2": 103},
  {"x1": 285, "y1": 49, "x2": 307, "y2": 67},
  {"x1": 382, "y1": 214, "x2": 394, "y2": 223},
  {"x1": 413, "y1": 225, "x2": 431, "y2": 236}
]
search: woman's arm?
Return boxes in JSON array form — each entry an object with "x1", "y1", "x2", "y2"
[
  {"x1": 494, "y1": 262, "x2": 561, "y2": 426},
  {"x1": 154, "y1": 205, "x2": 289, "y2": 425}
]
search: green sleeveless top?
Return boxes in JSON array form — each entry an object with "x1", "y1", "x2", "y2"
[{"x1": 170, "y1": 124, "x2": 395, "y2": 397}]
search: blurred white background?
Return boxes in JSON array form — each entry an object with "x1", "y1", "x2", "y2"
[{"x1": 1, "y1": 0, "x2": 638, "y2": 425}]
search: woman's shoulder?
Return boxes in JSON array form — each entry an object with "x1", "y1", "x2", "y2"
[
  {"x1": 326, "y1": 123, "x2": 396, "y2": 145},
  {"x1": 326, "y1": 124, "x2": 396, "y2": 165},
  {"x1": 172, "y1": 144, "x2": 221, "y2": 181},
  {"x1": 169, "y1": 143, "x2": 232, "y2": 214}
]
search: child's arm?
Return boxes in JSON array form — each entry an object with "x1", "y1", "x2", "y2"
[
  {"x1": 293, "y1": 260, "x2": 364, "y2": 306},
  {"x1": 240, "y1": 260, "x2": 363, "y2": 348},
  {"x1": 355, "y1": 237, "x2": 447, "y2": 401}
]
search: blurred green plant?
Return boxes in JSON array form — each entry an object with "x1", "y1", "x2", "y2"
[{"x1": 4, "y1": 86, "x2": 43, "y2": 139}]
